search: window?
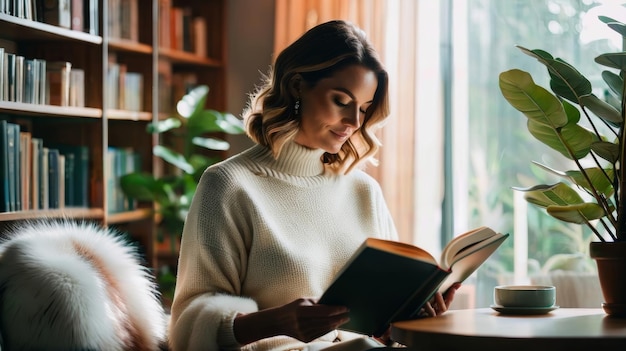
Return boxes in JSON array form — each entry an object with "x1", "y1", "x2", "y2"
[{"x1": 442, "y1": 0, "x2": 624, "y2": 307}]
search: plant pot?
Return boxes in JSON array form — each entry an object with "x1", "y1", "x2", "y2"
[{"x1": 589, "y1": 241, "x2": 626, "y2": 317}]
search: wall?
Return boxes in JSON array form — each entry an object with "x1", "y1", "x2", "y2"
[{"x1": 226, "y1": 0, "x2": 276, "y2": 155}]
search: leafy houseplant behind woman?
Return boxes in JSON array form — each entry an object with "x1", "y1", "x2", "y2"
[
  {"x1": 120, "y1": 85, "x2": 244, "y2": 300},
  {"x1": 499, "y1": 16, "x2": 626, "y2": 316}
]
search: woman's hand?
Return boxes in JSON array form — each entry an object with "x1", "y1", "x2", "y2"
[
  {"x1": 418, "y1": 282, "x2": 462, "y2": 317},
  {"x1": 279, "y1": 298, "x2": 350, "y2": 342},
  {"x1": 234, "y1": 298, "x2": 350, "y2": 345}
]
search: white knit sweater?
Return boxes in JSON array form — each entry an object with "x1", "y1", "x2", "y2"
[{"x1": 168, "y1": 141, "x2": 398, "y2": 351}]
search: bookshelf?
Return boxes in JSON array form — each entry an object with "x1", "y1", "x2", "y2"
[{"x1": 0, "y1": 0, "x2": 227, "y2": 298}]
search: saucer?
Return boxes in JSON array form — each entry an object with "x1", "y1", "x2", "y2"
[{"x1": 490, "y1": 304, "x2": 559, "y2": 315}]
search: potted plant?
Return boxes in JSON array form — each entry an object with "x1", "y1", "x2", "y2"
[
  {"x1": 120, "y1": 85, "x2": 244, "y2": 298},
  {"x1": 498, "y1": 15, "x2": 626, "y2": 316}
]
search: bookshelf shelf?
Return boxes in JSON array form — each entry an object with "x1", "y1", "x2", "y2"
[
  {"x1": 0, "y1": 208, "x2": 105, "y2": 221},
  {"x1": 0, "y1": 102, "x2": 102, "y2": 118},
  {"x1": 0, "y1": 13, "x2": 102, "y2": 44},
  {"x1": 108, "y1": 38, "x2": 153, "y2": 55},
  {"x1": 106, "y1": 109, "x2": 152, "y2": 121},
  {"x1": 107, "y1": 208, "x2": 153, "y2": 224},
  {"x1": 159, "y1": 47, "x2": 222, "y2": 67}
]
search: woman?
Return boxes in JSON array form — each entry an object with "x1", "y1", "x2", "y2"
[{"x1": 168, "y1": 20, "x2": 458, "y2": 351}]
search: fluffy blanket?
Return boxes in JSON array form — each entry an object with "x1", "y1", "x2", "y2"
[{"x1": 0, "y1": 220, "x2": 166, "y2": 350}]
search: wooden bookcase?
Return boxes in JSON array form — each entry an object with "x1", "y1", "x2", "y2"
[{"x1": 0, "y1": 0, "x2": 226, "y2": 297}]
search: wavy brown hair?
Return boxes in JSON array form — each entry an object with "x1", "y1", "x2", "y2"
[{"x1": 243, "y1": 20, "x2": 390, "y2": 174}]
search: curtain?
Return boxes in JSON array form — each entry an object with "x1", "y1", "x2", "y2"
[{"x1": 273, "y1": 0, "x2": 445, "y2": 246}]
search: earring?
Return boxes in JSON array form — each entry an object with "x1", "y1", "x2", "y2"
[{"x1": 294, "y1": 99, "x2": 300, "y2": 115}]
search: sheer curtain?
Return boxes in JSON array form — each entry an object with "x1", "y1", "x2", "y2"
[{"x1": 273, "y1": 0, "x2": 446, "y2": 249}]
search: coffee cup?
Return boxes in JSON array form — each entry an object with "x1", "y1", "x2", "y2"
[{"x1": 494, "y1": 285, "x2": 556, "y2": 308}]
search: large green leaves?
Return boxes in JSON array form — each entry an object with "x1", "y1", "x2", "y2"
[
  {"x1": 499, "y1": 69, "x2": 594, "y2": 159},
  {"x1": 518, "y1": 46, "x2": 622, "y2": 126},
  {"x1": 514, "y1": 183, "x2": 610, "y2": 223}
]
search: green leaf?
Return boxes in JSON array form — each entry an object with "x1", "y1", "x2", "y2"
[
  {"x1": 592, "y1": 140, "x2": 620, "y2": 163},
  {"x1": 217, "y1": 112, "x2": 245, "y2": 134},
  {"x1": 602, "y1": 70, "x2": 623, "y2": 100},
  {"x1": 192, "y1": 136, "x2": 230, "y2": 151},
  {"x1": 177, "y1": 85, "x2": 209, "y2": 119},
  {"x1": 595, "y1": 52, "x2": 626, "y2": 71},
  {"x1": 517, "y1": 46, "x2": 592, "y2": 103},
  {"x1": 153, "y1": 145, "x2": 195, "y2": 174},
  {"x1": 187, "y1": 109, "x2": 222, "y2": 136},
  {"x1": 120, "y1": 173, "x2": 163, "y2": 201},
  {"x1": 607, "y1": 22, "x2": 626, "y2": 37},
  {"x1": 566, "y1": 168, "x2": 615, "y2": 198},
  {"x1": 513, "y1": 182, "x2": 584, "y2": 208},
  {"x1": 579, "y1": 94, "x2": 622, "y2": 125},
  {"x1": 147, "y1": 118, "x2": 182, "y2": 134},
  {"x1": 547, "y1": 203, "x2": 610, "y2": 223},
  {"x1": 499, "y1": 69, "x2": 568, "y2": 128}
]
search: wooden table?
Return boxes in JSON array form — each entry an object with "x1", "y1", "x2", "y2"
[{"x1": 391, "y1": 308, "x2": 626, "y2": 351}]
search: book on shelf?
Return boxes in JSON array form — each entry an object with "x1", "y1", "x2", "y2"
[
  {"x1": 48, "y1": 148, "x2": 60, "y2": 209},
  {"x1": 70, "y1": 0, "x2": 83, "y2": 31},
  {"x1": 15, "y1": 55, "x2": 24, "y2": 103},
  {"x1": 0, "y1": 120, "x2": 9, "y2": 212},
  {"x1": 19, "y1": 131, "x2": 31, "y2": 210},
  {"x1": 69, "y1": 68, "x2": 84, "y2": 107},
  {"x1": 6, "y1": 122, "x2": 20, "y2": 211},
  {"x1": 84, "y1": 0, "x2": 99, "y2": 35},
  {"x1": 0, "y1": 48, "x2": 4, "y2": 101},
  {"x1": 318, "y1": 226, "x2": 509, "y2": 336},
  {"x1": 30, "y1": 137, "x2": 43, "y2": 210},
  {"x1": 46, "y1": 61, "x2": 71, "y2": 106},
  {"x1": 51, "y1": 144, "x2": 89, "y2": 207},
  {"x1": 39, "y1": 147, "x2": 49, "y2": 210},
  {"x1": 42, "y1": 0, "x2": 71, "y2": 29},
  {"x1": 4, "y1": 52, "x2": 16, "y2": 102}
]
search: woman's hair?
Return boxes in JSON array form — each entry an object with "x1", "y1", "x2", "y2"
[{"x1": 243, "y1": 20, "x2": 390, "y2": 174}]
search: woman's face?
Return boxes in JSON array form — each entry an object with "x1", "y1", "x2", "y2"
[{"x1": 294, "y1": 64, "x2": 378, "y2": 154}]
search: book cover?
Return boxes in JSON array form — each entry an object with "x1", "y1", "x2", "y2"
[
  {"x1": 43, "y1": 0, "x2": 71, "y2": 28},
  {"x1": 84, "y1": 0, "x2": 99, "y2": 35},
  {"x1": 0, "y1": 48, "x2": 4, "y2": 101},
  {"x1": 48, "y1": 148, "x2": 60, "y2": 209},
  {"x1": 19, "y1": 131, "x2": 31, "y2": 210},
  {"x1": 15, "y1": 55, "x2": 24, "y2": 103},
  {"x1": 5, "y1": 52, "x2": 16, "y2": 102},
  {"x1": 30, "y1": 138, "x2": 43, "y2": 210},
  {"x1": 39, "y1": 147, "x2": 49, "y2": 210},
  {"x1": 0, "y1": 120, "x2": 9, "y2": 212},
  {"x1": 62, "y1": 151, "x2": 75, "y2": 206},
  {"x1": 70, "y1": 0, "x2": 83, "y2": 31},
  {"x1": 46, "y1": 61, "x2": 71, "y2": 106},
  {"x1": 6, "y1": 122, "x2": 20, "y2": 211},
  {"x1": 318, "y1": 227, "x2": 508, "y2": 336},
  {"x1": 52, "y1": 144, "x2": 89, "y2": 207}
]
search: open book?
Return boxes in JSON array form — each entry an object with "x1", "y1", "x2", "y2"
[{"x1": 318, "y1": 226, "x2": 508, "y2": 336}]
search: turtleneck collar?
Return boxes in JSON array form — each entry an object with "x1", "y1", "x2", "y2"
[{"x1": 245, "y1": 141, "x2": 326, "y2": 177}]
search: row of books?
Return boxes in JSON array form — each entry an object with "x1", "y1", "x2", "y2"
[
  {"x1": 0, "y1": 120, "x2": 89, "y2": 212},
  {"x1": 0, "y1": 120, "x2": 143, "y2": 214},
  {"x1": 0, "y1": 0, "x2": 99, "y2": 36},
  {"x1": 158, "y1": 0, "x2": 207, "y2": 56},
  {"x1": 0, "y1": 47, "x2": 85, "y2": 107},
  {"x1": 108, "y1": 0, "x2": 138, "y2": 41},
  {"x1": 106, "y1": 55, "x2": 144, "y2": 111},
  {"x1": 106, "y1": 145, "x2": 140, "y2": 214}
]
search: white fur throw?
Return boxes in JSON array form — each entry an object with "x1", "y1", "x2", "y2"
[{"x1": 0, "y1": 220, "x2": 166, "y2": 350}]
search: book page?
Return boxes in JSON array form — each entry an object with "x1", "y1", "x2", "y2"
[
  {"x1": 438, "y1": 233, "x2": 509, "y2": 293},
  {"x1": 439, "y1": 226, "x2": 496, "y2": 269},
  {"x1": 366, "y1": 238, "x2": 437, "y2": 265}
]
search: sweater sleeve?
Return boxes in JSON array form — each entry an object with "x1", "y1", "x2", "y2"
[{"x1": 168, "y1": 168, "x2": 258, "y2": 350}]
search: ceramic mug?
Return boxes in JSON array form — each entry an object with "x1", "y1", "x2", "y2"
[{"x1": 494, "y1": 285, "x2": 556, "y2": 308}]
